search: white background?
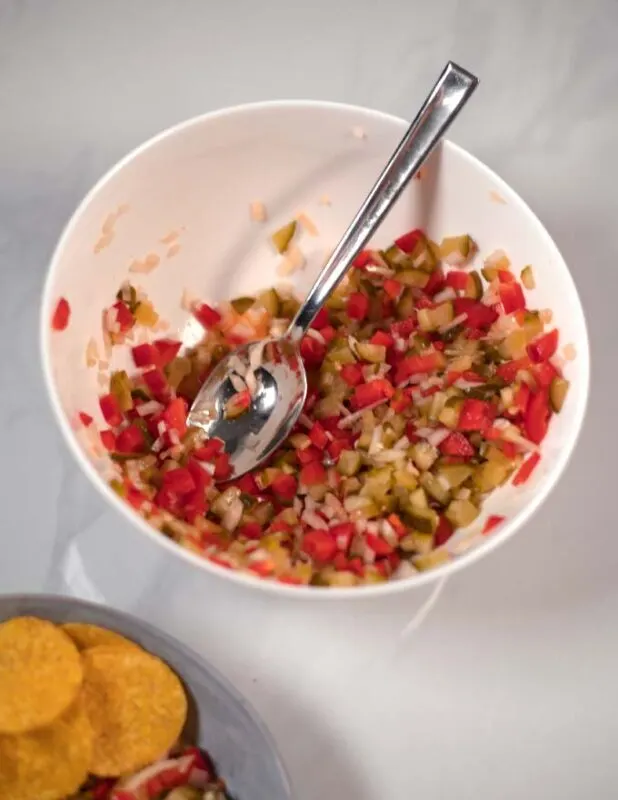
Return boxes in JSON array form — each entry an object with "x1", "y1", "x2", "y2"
[{"x1": 0, "y1": 1, "x2": 616, "y2": 797}]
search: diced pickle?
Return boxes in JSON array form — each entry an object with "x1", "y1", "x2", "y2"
[
  {"x1": 550, "y1": 377, "x2": 569, "y2": 412},
  {"x1": 231, "y1": 296, "x2": 255, "y2": 314},
  {"x1": 419, "y1": 472, "x2": 451, "y2": 505},
  {"x1": 439, "y1": 402, "x2": 462, "y2": 429},
  {"x1": 411, "y1": 236, "x2": 438, "y2": 272},
  {"x1": 445, "y1": 498, "x2": 480, "y2": 528},
  {"x1": 418, "y1": 301, "x2": 454, "y2": 332},
  {"x1": 337, "y1": 450, "x2": 362, "y2": 476},
  {"x1": 271, "y1": 220, "x2": 296, "y2": 254},
  {"x1": 396, "y1": 289, "x2": 416, "y2": 319},
  {"x1": 411, "y1": 442, "x2": 439, "y2": 471},
  {"x1": 500, "y1": 329, "x2": 528, "y2": 359},
  {"x1": 472, "y1": 461, "x2": 510, "y2": 493},
  {"x1": 439, "y1": 234, "x2": 477, "y2": 266},
  {"x1": 437, "y1": 463, "x2": 473, "y2": 488},
  {"x1": 413, "y1": 549, "x2": 450, "y2": 571},
  {"x1": 393, "y1": 468, "x2": 418, "y2": 491},
  {"x1": 256, "y1": 288, "x2": 280, "y2": 317},
  {"x1": 397, "y1": 269, "x2": 431, "y2": 288},
  {"x1": 521, "y1": 265, "x2": 536, "y2": 290},
  {"x1": 166, "y1": 356, "x2": 191, "y2": 390},
  {"x1": 134, "y1": 300, "x2": 158, "y2": 327},
  {"x1": 522, "y1": 311, "x2": 543, "y2": 342},
  {"x1": 110, "y1": 370, "x2": 133, "y2": 411},
  {"x1": 355, "y1": 342, "x2": 386, "y2": 363},
  {"x1": 406, "y1": 508, "x2": 438, "y2": 534},
  {"x1": 400, "y1": 531, "x2": 433, "y2": 554}
]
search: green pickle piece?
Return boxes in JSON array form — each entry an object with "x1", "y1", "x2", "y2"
[{"x1": 271, "y1": 220, "x2": 297, "y2": 254}]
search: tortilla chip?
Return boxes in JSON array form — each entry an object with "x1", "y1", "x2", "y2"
[
  {"x1": 61, "y1": 622, "x2": 140, "y2": 652},
  {"x1": 0, "y1": 694, "x2": 93, "y2": 800},
  {"x1": 82, "y1": 645, "x2": 187, "y2": 776},
  {"x1": 0, "y1": 617, "x2": 82, "y2": 734}
]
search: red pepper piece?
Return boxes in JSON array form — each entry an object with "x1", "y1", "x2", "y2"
[
  {"x1": 239, "y1": 522, "x2": 262, "y2": 540},
  {"x1": 457, "y1": 398, "x2": 496, "y2": 431},
  {"x1": 346, "y1": 291, "x2": 370, "y2": 321},
  {"x1": 143, "y1": 368, "x2": 169, "y2": 397},
  {"x1": 162, "y1": 467, "x2": 196, "y2": 496},
  {"x1": 350, "y1": 378, "x2": 394, "y2": 410},
  {"x1": 497, "y1": 269, "x2": 515, "y2": 283},
  {"x1": 79, "y1": 411, "x2": 93, "y2": 427},
  {"x1": 352, "y1": 250, "x2": 376, "y2": 269},
  {"x1": 131, "y1": 343, "x2": 159, "y2": 368},
  {"x1": 424, "y1": 267, "x2": 445, "y2": 297},
  {"x1": 100, "y1": 430, "x2": 116, "y2": 451},
  {"x1": 434, "y1": 515, "x2": 454, "y2": 547},
  {"x1": 271, "y1": 472, "x2": 298, "y2": 501},
  {"x1": 311, "y1": 307, "x2": 330, "y2": 329},
  {"x1": 153, "y1": 338, "x2": 182, "y2": 366},
  {"x1": 533, "y1": 361, "x2": 559, "y2": 389},
  {"x1": 301, "y1": 530, "x2": 337, "y2": 562},
  {"x1": 187, "y1": 457, "x2": 212, "y2": 492},
  {"x1": 235, "y1": 472, "x2": 259, "y2": 495},
  {"x1": 513, "y1": 452, "x2": 541, "y2": 486},
  {"x1": 330, "y1": 522, "x2": 354, "y2": 551},
  {"x1": 498, "y1": 282, "x2": 526, "y2": 314},
  {"x1": 115, "y1": 424, "x2": 146, "y2": 454},
  {"x1": 99, "y1": 393, "x2": 123, "y2": 427},
  {"x1": 162, "y1": 396, "x2": 188, "y2": 439},
  {"x1": 439, "y1": 432, "x2": 475, "y2": 458},
  {"x1": 366, "y1": 533, "x2": 394, "y2": 556},
  {"x1": 482, "y1": 514, "x2": 505, "y2": 534},
  {"x1": 193, "y1": 437, "x2": 224, "y2": 461},
  {"x1": 213, "y1": 452, "x2": 232, "y2": 481},
  {"x1": 395, "y1": 351, "x2": 445, "y2": 384},
  {"x1": 524, "y1": 389, "x2": 550, "y2": 444},
  {"x1": 340, "y1": 363, "x2": 364, "y2": 387},
  {"x1": 527, "y1": 329, "x2": 558, "y2": 363},
  {"x1": 370, "y1": 330, "x2": 395, "y2": 349},
  {"x1": 51, "y1": 297, "x2": 71, "y2": 331},
  {"x1": 194, "y1": 302, "x2": 222, "y2": 329},
  {"x1": 319, "y1": 325, "x2": 336, "y2": 344},
  {"x1": 394, "y1": 228, "x2": 424, "y2": 253},
  {"x1": 308, "y1": 421, "x2": 329, "y2": 449},
  {"x1": 383, "y1": 278, "x2": 403, "y2": 300},
  {"x1": 112, "y1": 301, "x2": 134, "y2": 333},
  {"x1": 453, "y1": 297, "x2": 499, "y2": 330},
  {"x1": 445, "y1": 270, "x2": 470, "y2": 291},
  {"x1": 297, "y1": 445, "x2": 321, "y2": 465},
  {"x1": 496, "y1": 356, "x2": 532, "y2": 383},
  {"x1": 300, "y1": 335, "x2": 326, "y2": 367},
  {"x1": 300, "y1": 461, "x2": 327, "y2": 486},
  {"x1": 392, "y1": 317, "x2": 416, "y2": 338}
]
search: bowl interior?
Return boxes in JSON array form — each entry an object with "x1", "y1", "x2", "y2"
[
  {"x1": 42, "y1": 101, "x2": 589, "y2": 594},
  {"x1": 0, "y1": 595, "x2": 291, "y2": 799}
]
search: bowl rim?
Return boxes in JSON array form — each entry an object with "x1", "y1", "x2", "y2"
[
  {"x1": 40, "y1": 98, "x2": 591, "y2": 600},
  {"x1": 0, "y1": 592, "x2": 293, "y2": 796}
]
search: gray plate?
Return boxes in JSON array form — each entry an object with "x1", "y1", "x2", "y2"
[{"x1": 0, "y1": 594, "x2": 292, "y2": 800}]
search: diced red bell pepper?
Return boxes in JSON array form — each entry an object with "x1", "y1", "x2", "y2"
[
  {"x1": 300, "y1": 335, "x2": 326, "y2": 367},
  {"x1": 340, "y1": 363, "x2": 364, "y2": 387},
  {"x1": 457, "y1": 398, "x2": 496, "y2": 432},
  {"x1": 143, "y1": 368, "x2": 169, "y2": 397},
  {"x1": 524, "y1": 388, "x2": 550, "y2": 444},
  {"x1": 533, "y1": 361, "x2": 559, "y2": 389},
  {"x1": 309, "y1": 421, "x2": 329, "y2": 449},
  {"x1": 424, "y1": 267, "x2": 445, "y2": 297},
  {"x1": 301, "y1": 530, "x2": 337, "y2": 562},
  {"x1": 193, "y1": 437, "x2": 224, "y2": 461},
  {"x1": 271, "y1": 472, "x2": 298, "y2": 501},
  {"x1": 453, "y1": 297, "x2": 498, "y2": 330},
  {"x1": 394, "y1": 228, "x2": 424, "y2": 253},
  {"x1": 445, "y1": 270, "x2": 470, "y2": 291},
  {"x1": 434, "y1": 515, "x2": 454, "y2": 547},
  {"x1": 439, "y1": 431, "x2": 475, "y2": 458},
  {"x1": 153, "y1": 338, "x2": 182, "y2": 366},
  {"x1": 183, "y1": 490, "x2": 207, "y2": 523},
  {"x1": 115, "y1": 424, "x2": 146, "y2": 454},
  {"x1": 392, "y1": 318, "x2": 416, "y2": 339},
  {"x1": 99, "y1": 393, "x2": 123, "y2": 427},
  {"x1": 131, "y1": 343, "x2": 158, "y2": 368},
  {"x1": 512, "y1": 382, "x2": 531, "y2": 415},
  {"x1": 415, "y1": 293, "x2": 434, "y2": 310},
  {"x1": 213, "y1": 452, "x2": 232, "y2": 480},
  {"x1": 390, "y1": 388, "x2": 412, "y2": 414},
  {"x1": 79, "y1": 411, "x2": 93, "y2": 427},
  {"x1": 297, "y1": 445, "x2": 321, "y2": 465},
  {"x1": 498, "y1": 440, "x2": 518, "y2": 459},
  {"x1": 353, "y1": 250, "x2": 376, "y2": 269},
  {"x1": 497, "y1": 269, "x2": 515, "y2": 283},
  {"x1": 350, "y1": 378, "x2": 394, "y2": 410},
  {"x1": 162, "y1": 397, "x2": 188, "y2": 439},
  {"x1": 482, "y1": 515, "x2": 505, "y2": 534},
  {"x1": 234, "y1": 472, "x2": 259, "y2": 495},
  {"x1": 328, "y1": 439, "x2": 347, "y2": 460},
  {"x1": 112, "y1": 301, "x2": 134, "y2": 333},
  {"x1": 162, "y1": 467, "x2": 196, "y2": 496},
  {"x1": 311, "y1": 307, "x2": 330, "y2": 329},
  {"x1": 238, "y1": 522, "x2": 262, "y2": 540},
  {"x1": 330, "y1": 522, "x2": 354, "y2": 551},
  {"x1": 154, "y1": 486, "x2": 181, "y2": 514},
  {"x1": 383, "y1": 278, "x2": 403, "y2": 300},
  {"x1": 92, "y1": 778, "x2": 117, "y2": 800},
  {"x1": 346, "y1": 292, "x2": 370, "y2": 321},
  {"x1": 187, "y1": 457, "x2": 212, "y2": 492},
  {"x1": 300, "y1": 461, "x2": 327, "y2": 486},
  {"x1": 370, "y1": 330, "x2": 394, "y2": 349},
  {"x1": 395, "y1": 351, "x2": 445, "y2": 384},
  {"x1": 194, "y1": 302, "x2": 222, "y2": 329},
  {"x1": 496, "y1": 356, "x2": 532, "y2": 383},
  {"x1": 499, "y1": 282, "x2": 526, "y2": 314},
  {"x1": 100, "y1": 429, "x2": 116, "y2": 451},
  {"x1": 319, "y1": 325, "x2": 336, "y2": 344},
  {"x1": 366, "y1": 533, "x2": 394, "y2": 556},
  {"x1": 527, "y1": 329, "x2": 558, "y2": 363},
  {"x1": 512, "y1": 452, "x2": 541, "y2": 486},
  {"x1": 51, "y1": 297, "x2": 71, "y2": 331}
]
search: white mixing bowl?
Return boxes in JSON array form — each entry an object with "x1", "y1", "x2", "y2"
[{"x1": 41, "y1": 101, "x2": 589, "y2": 598}]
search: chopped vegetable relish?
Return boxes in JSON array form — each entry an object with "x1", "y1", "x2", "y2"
[{"x1": 92, "y1": 228, "x2": 569, "y2": 587}]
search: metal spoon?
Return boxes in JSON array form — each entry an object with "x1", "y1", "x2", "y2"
[{"x1": 188, "y1": 61, "x2": 478, "y2": 480}]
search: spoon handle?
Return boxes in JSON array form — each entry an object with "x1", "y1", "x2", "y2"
[{"x1": 289, "y1": 61, "x2": 478, "y2": 341}]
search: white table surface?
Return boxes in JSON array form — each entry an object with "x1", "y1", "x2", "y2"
[{"x1": 1, "y1": 1, "x2": 616, "y2": 797}]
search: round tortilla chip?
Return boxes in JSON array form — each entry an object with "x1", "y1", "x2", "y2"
[
  {"x1": 0, "y1": 617, "x2": 83, "y2": 734},
  {"x1": 82, "y1": 645, "x2": 188, "y2": 776},
  {"x1": 61, "y1": 622, "x2": 140, "y2": 652},
  {"x1": 0, "y1": 694, "x2": 93, "y2": 800}
]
